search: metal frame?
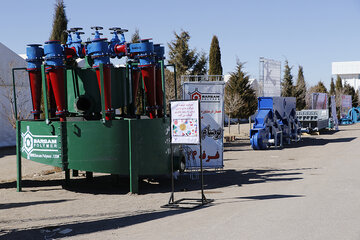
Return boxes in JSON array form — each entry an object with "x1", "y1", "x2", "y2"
[
  {"x1": 12, "y1": 67, "x2": 27, "y2": 192},
  {"x1": 162, "y1": 99, "x2": 213, "y2": 209}
]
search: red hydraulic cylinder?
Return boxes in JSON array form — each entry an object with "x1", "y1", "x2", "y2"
[
  {"x1": 155, "y1": 67, "x2": 164, "y2": 117},
  {"x1": 141, "y1": 66, "x2": 156, "y2": 119},
  {"x1": 95, "y1": 64, "x2": 112, "y2": 120},
  {"x1": 27, "y1": 69, "x2": 42, "y2": 119},
  {"x1": 46, "y1": 67, "x2": 66, "y2": 121}
]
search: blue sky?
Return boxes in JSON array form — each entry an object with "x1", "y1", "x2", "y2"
[{"x1": 1, "y1": 0, "x2": 360, "y2": 88}]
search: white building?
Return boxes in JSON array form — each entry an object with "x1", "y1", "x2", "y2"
[
  {"x1": 0, "y1": 42, "x2": 31, "y2": 147},
  {"x1": 332, "y1": 61, "x2": 360, "y2": 91}
]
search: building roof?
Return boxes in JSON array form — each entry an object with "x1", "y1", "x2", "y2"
[{"x1": 332, "y1": 61, "x2": 360, "y2": 75}]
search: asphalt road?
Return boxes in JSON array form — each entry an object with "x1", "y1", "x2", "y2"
[{"x1": 1, "y1": 124, "x2": 360, "y2": 239}]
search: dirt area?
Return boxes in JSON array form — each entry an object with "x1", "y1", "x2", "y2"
[{"x1": 1, "y1": 123, "x2": 360, "y2": 239}]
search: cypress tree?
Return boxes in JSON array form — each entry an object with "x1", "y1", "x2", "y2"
[
  {"x1": 295, "y1": 65, "x2": 306, "y2": 110},
  {"x1": 225, "y1": 61, "x2": 257, "y2": 118},
  {"x1": 281, "y1": 60, "x2": 294, "y2": 97},
  {"x1": 335, "y1": 75, "x2": 343, "y2": 93},
  {"x1": 50, "y1": 0, "x2": 68, "y2": 44},
  {"x1": 208, "y1": 35, "x2": 222, "y2": 76},
  {"x1": 329, "y1": 78, "x2": 335, "y2": 96}
]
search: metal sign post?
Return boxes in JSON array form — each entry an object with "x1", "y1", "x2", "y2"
[{"x1": 162, "y1": 99, "x2": 213, "y2": 209}]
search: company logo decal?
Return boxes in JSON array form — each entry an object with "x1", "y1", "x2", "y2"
[
  {"x1": 188, "y1": 88, "x2": 220, "y2": 102},
  {"x1": 21, "y1": 126, "x2": 59, "y2": 159}
]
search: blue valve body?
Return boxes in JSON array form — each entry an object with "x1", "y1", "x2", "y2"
[
  {"x1": 26, "y1": 44, "x2": 44, "y2": 69},
  {"x1": 129, "y1": 40, "x2": 155, "y2": 67},
  {"x1": 44, "y1": 40, "x2": 64, "y2": 66},
  {"x1": 69, "y1": 32, "x2": 85, "y2": 58},
  {"x1": 109, "y1": 31, "x2": 126, "y2": 58},
  {"x1": 87, "y1": 38, "x2": 110, "y2": 67}
]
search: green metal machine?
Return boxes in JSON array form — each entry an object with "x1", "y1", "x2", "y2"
[{"x1": 15, "y1": 30, "x2": 179, "y2": 193}]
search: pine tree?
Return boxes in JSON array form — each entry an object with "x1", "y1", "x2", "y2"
[
  {"x1": 192, "y1": 52, "x2": 208, "y2": 75},
  {"x1": 343, "y1": 83, "x2": 357, "y2": 107},
  {"x1": 167, "y1": 30, "x2": 207, "y2": 77},
  {"x1": 131, "y1": 28, "x2": 140, "y2": 43},
  {"x1": 295, "y1": 65, "x2": 306, "y2": 110},
  {"x1": 354, "y1": 90, "x2": 359, "y2": 107},
  {"x1": 50, "y1": 0, "x2": 68, "y2": 44},
  {"x1": 208, "y1": 35, "x2": 222, "y2": 76},
  {"x1": 167, "y1": 30, "x2": 207, "y2": 100},
  {"x1": 281, "y1": 60, "x2": 294, "y2": 97},
  {"x1": 329, "y1": 77, "x2": 335, "y2": 96},
  {"x1": 313, "y1": 81, "x2": 328, "y2": 93},
  {"x1": 225, "y1": 61, "x2": 257, "y2": 118}
]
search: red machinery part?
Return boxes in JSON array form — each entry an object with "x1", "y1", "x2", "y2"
[
  {"x1": 114, "y1": 44, "x2": 126, "y2": 55},
  {"x1": 64, "y1": 47, "x2": 77, "y2": 59},
  {"x1": 141, "y1": 66, "x2": 156, "y2": 119},
  {"x1": 45, "y1": 73, "x2": 57, "y2": 118},
  {"x1": 27, "y1": 69, "x2": 42, "y2": 119},
  {"x1": 95, "y1": 65, "x2": 112, "y2": 120},
  {"x1": 155, "y1": 67, "x2": 164, "y2": 117},
  {"x1": 46, "y1": 67, "x2": 66, "y2": 121}
]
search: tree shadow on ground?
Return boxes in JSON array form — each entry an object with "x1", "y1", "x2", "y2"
[
  {"x1": 284, "y1": 137, "x2": 356, "y2": 149},
  {"x1": 0, "y1": 168, "x2": 309, "y2": 195},
  {"x1": 0, "y1": 199, "x2": 73, "y2": 210},
  {"x1": 0, "y1": 207, "x2": 200, "y2": 240},
  {"x1": 0, "y1": 146, "x2": 16, "y2": 158},
  {"x1": 224, "y1": 131, "x2": 356, "y2": 151}
]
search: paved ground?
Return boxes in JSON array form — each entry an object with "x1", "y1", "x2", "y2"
[{"x1": 1, "y1": 123, "x2": 360, "y2": 239}]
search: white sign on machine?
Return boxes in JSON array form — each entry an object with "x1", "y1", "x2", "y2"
[
  {"x1": 182, "y1": 82, "x2": 225, "y2": 169},
  {"x1": 170, "y1": 100, "x2": 200, "y2": 145}
]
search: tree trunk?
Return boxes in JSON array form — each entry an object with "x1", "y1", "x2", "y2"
[
  {"x1": 237, "y1": 122, "x2": 240, "y2": 134},
  {"x1": 228, "y1": 114, "x2": 231, "y2": 135}
]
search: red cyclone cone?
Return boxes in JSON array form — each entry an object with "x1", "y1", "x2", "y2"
[
  {"x1": 45, "y1": 72, "x2": 57, "y2": 118},
  {"x1": 47, "y1": 67, "x2": 66, "y2": 121},
  {"x1": 95, "y1": 65, "x2": 112, "y2": 120},
  {"x1": 141, "y1": 66, "x2": 156, "y2": 119},
  {"x1": 155, "y1": 67, "x2": 164, "y2": 117},
  {"x1": 27, "y1": 69, "x2": 42, "y2": 119}
]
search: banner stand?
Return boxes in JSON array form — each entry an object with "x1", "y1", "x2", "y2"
[{"x1": 162, "y1": 100, "x2": 213, "y2": 209}]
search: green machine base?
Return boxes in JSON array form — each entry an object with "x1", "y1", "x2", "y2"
[{"x1": 17, "y1": 118, "x2": 176, "y2": 193}]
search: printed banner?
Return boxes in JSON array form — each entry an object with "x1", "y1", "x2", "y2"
[
  {"x1": 341, "y1": 95, "x2": 352, "y2": 118},
  {"x1": 182, "y1": 82, "x2": 225, "y2": 169},
  {"x1": 331, "y1": 95, "x2": 339, "y2": 130},
  {"x1": 170, "y1": 100, "x2": 200, "y2": 144},
  {"x1": 312, "y1": 93, "x2": 328, "y2": 110}
]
